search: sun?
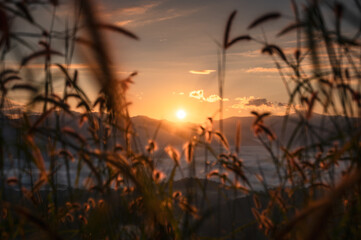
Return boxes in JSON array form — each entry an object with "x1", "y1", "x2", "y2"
[{"x1": 176, "y1": 109, "x2": 187, "y2": 120}]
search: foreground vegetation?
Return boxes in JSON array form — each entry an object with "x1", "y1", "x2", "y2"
[{"x1": 0, "y1": 0, "x2": 360, "y2": 239}]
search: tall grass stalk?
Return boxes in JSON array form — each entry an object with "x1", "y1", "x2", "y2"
[{"x1": 0, "y1": 1, "x2": 360, "y2": 239}]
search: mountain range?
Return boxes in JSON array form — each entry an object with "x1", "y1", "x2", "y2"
[{"x1": 1, "y1": 108, "x2": 356, "y2": 154}]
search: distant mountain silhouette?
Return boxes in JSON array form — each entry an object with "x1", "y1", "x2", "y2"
[
  {"x1": 1, "y1": 110, "x2": 356, "y2": 158},
  {"x1": 131, "y1": 113, "x2": 355, "y2": 151}
]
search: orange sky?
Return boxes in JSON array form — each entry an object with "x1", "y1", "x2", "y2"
[
  {"x1": 5, "y1": 0, "x2": 358, "y2": 123},
  {"x1": 97, "y1": 0, "x2": 295, "y2": 123}
]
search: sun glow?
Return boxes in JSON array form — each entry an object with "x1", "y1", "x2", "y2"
[{"x1": 176, "y1": 109, "x2": 187, "y2": 120}]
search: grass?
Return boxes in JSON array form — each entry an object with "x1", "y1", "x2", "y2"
[{"x1": 0, "y1": 0, "x2": 360, "y2": 239}]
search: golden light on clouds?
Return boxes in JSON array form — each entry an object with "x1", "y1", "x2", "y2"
[
  {"x1": 115, "y1": 20, "x2": 134, "y2": 26},
  {"x1": 116, "y1": 2, "x2": 160, "y2": 16},
  {"x1": 189, "y1": 90, "x2": 228, "y2": 102},
  {"x1": 189, "y1": 70, "x2": 216, "y2": 75},
  {"x1": 246, "y1": 67, "x2": 279, "y2": 73},
  {"x1": 231, "y1": 96, "x2": 292, "y2": 115}
]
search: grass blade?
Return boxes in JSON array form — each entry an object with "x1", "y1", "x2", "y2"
[{"x1": 248, "y1": 12, "x2": 281, "y2": 29}]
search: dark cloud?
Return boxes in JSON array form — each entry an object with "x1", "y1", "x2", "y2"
[{"x1": 246, "y1": 98, "x2": 272, "y2": 107}]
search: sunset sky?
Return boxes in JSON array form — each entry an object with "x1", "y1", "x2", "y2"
[
  {"x1": 8, "y1": 0, "x2": 357, "y2": 123},
  {"x1": 100, "y1": 0, "x2": 295, "y2": 123}
]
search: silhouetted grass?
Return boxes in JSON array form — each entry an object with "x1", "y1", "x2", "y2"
[{"x1": 0, "y1": 1, "x2": 360, "y2": 240}]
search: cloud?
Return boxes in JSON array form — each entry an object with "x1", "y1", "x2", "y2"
[
  {"x1": 189, "y1": 90, "x2": 228, "y2": 103},
  {"x1": 247, "y1": 98, "x2": 273, "y2": 107},
  {"x1": 206, "y1": 95, "x2": 222, "y2": 102},
  {"x1": 189, "y1": 90, "x2": 204, "y2": 100},
  {"x1": 110, "y1": 5, "x2": 199, "y2": 27},
  {"x1": 232, "y1": 96, "x2": 289, "y2": 114},
  {"x1": 24, "y1": 64, "x2": 133, "y2": 74},
  {"x1": 24, "y1": 63, "x2": 90, "y2": 70},
  {"x1": 229, "y1": 50, "x2": 260, "y2": 58},
  {"x1": 138, "y1": 8, "x2": 198, "y2": 26},
  {"x1": 115, "y1": 20, "x2": 134, "y2": 26},
  {"x1": 22, "y1": 64, "x2": 132, "y2": 77},
  {"x1": 189, "y1": 70, "x2": 216, "y2": 75},
  {"x1": 246, "y1": 67, "x2": 279, "y2": 73},
  {"x1": 112, "y1": 2, "x2": 161, "y2": 16}
]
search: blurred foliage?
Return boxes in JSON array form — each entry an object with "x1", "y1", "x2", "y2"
[{"x1": 0, "y1": 0, "x2": 360, "y2": 239}]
